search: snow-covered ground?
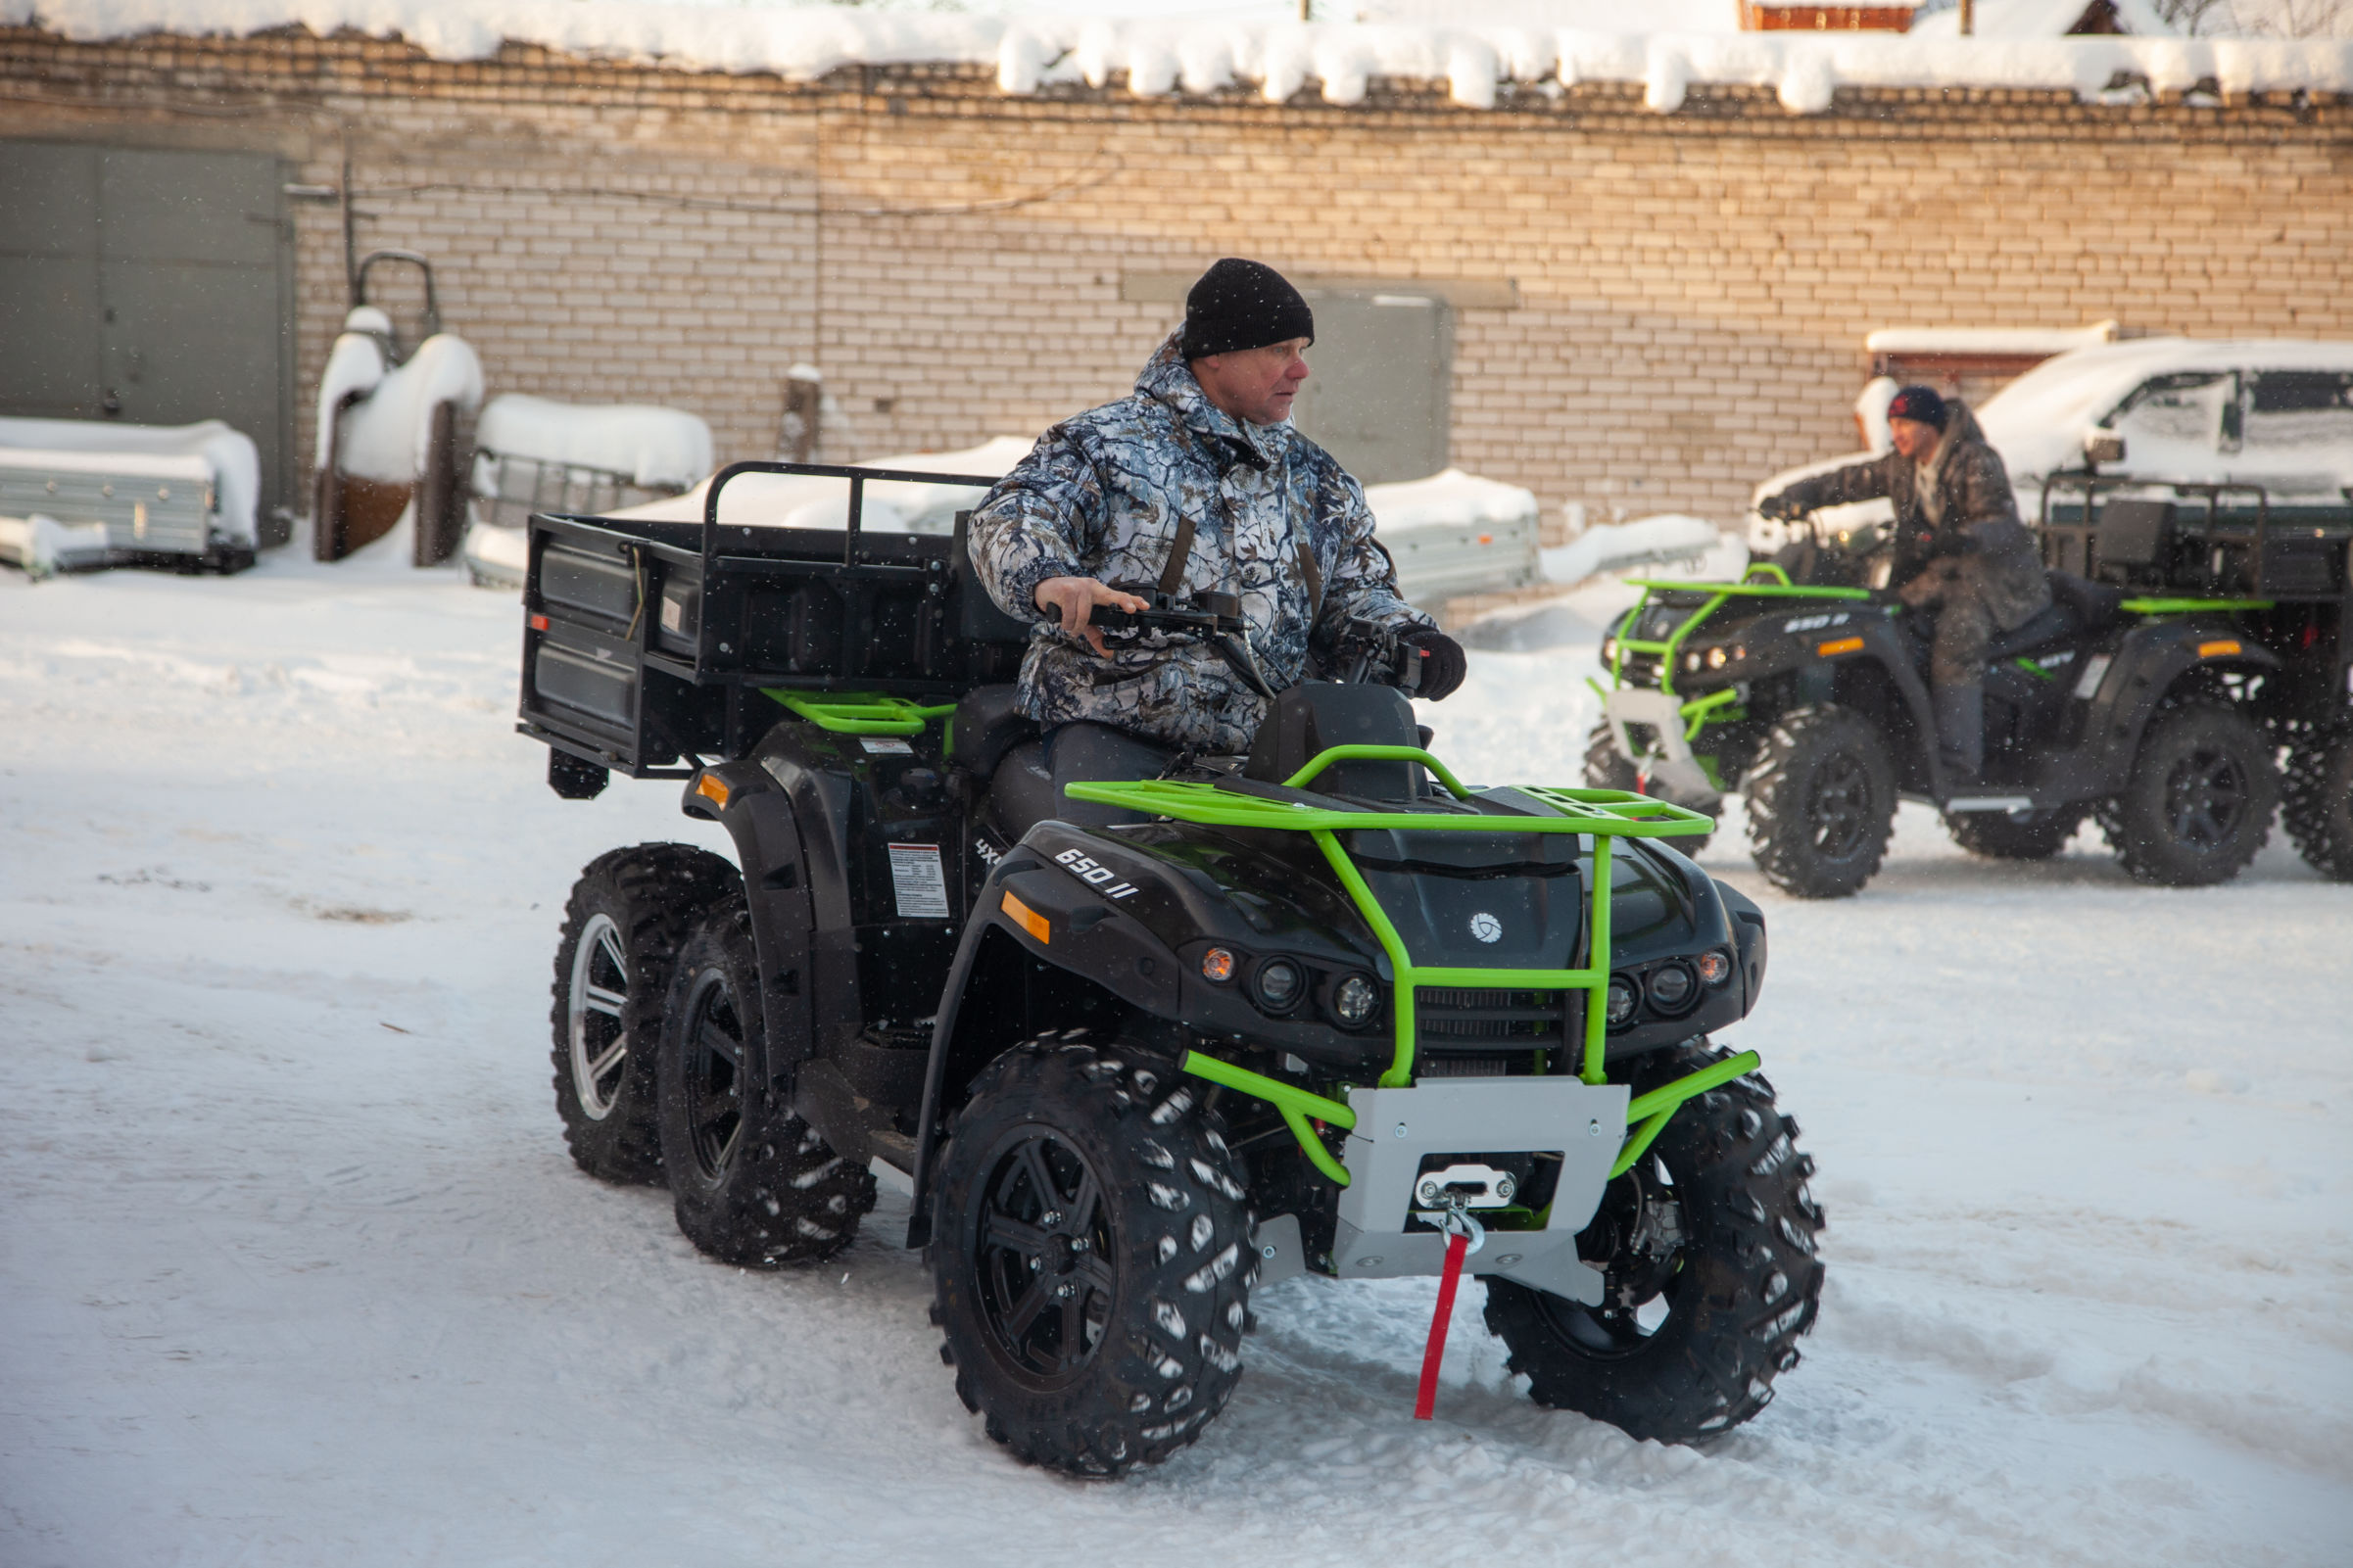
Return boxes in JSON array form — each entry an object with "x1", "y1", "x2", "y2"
[{"x1": 2, "y1": 553, "x2": 2347, "y2": 1567}]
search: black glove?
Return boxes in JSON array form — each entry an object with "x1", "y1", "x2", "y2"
[
  {"x1": 1401, "y1": 628, "x2": 1466, "y2": 701},
  {"x1": 1755, "y1": 493, "x2": 1799, "y2": 522}
]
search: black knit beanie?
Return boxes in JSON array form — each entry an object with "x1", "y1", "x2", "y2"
[
  {"x1": 1886, "y1": 385, "x2": 1949, "y2": 431},
  {"x1": 1180, "y1": 259, "x2": 1315, "y2": 359}
]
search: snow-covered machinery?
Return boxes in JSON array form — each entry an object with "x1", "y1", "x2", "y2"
[
  {"x1": 312, "y1": 254, "x2": 484, "y2": 566},
  {"x1": 0, "y1": 415, "x2": 261, "y2": 576}
]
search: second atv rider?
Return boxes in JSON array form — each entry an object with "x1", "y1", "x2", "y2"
[
  {"x1": 968, "y1": 257, "x2": 1468, "y2": 814},
  {"x1": 1757, "y1": 384, "x2": 2050, "y2": 785}
]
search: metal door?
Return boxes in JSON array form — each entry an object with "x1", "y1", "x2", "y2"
[
  {"x1": 0, "y1": 140, "x2": 295, "y2": 534},
  {"x1": 1289, "y1": 290, "x2": 1454, "y2": 487}
]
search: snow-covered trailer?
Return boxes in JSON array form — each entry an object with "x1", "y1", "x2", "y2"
[{"x1": 0, "y1": 416, "x2": 261, "y2": 574}]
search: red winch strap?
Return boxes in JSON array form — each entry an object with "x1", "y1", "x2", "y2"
[{"x1": 1413, "y1": 1229, "x2": 1471, "y2": 1421}]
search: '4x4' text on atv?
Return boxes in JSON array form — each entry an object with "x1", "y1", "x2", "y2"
[
  {"x1": 524, "y1": 464, "x2": 1824, "y2": 1475},
  {"x1": 1590, "y1": 474, "x2": 2353, "y2": 896}
]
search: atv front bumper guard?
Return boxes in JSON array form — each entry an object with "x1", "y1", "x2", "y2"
[
  {"x1": 1600, "y1": 687, "x2": 1724, "y2": 813},
  {"x1": 1187, "y1": 1049, "x2": 1758, "y2": 1301},
  {"x1": 1069, "y1": 745, "x2": 1756, "y2": 1271}
]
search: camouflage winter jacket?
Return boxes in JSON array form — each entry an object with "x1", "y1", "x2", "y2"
[
  {"x1": 968, "y1": 332, "x2": 1433, "y2": 753},
  {"x1": 1775, "y1": 403, "x2": 2048, "y2": 631}
]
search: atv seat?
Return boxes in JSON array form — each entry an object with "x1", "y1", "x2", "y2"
[
  {"x1": 1983, "y1": 570, "x2": 2124, "y2": 662},
  {"x1": 946, "y1": 684, "x2": 1038, "y2": 786}
]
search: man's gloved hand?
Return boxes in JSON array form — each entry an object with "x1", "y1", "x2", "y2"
[
  {"x1": 1401, "y1": 628, "x2": 1467, "y2": 701},
  {"x1": 1755, "y1": 493, "x2": 1800, "y2": 522}
]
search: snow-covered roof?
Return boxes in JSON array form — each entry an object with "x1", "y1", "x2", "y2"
[
  {"x1": 1865, "y1": 321, "x2": 2121, "y2": 356},
  {"x1": 12, "y1": 1, "x2": 2349, "y2": 113}
]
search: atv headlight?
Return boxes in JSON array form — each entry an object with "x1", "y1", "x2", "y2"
[
  {"x1": 1252, "y1": 959, "x2": 1303, "y2": 1014},
  {"x1": 1705, "y1": 646, "x2": 1728, "y2": 670},
  {"x1": 1647, "y1": 962, "x2": 1699, "y2": 1015},
  {"x1": 1332, "y1": 974, "x2": 1379, "y2": 1028}
]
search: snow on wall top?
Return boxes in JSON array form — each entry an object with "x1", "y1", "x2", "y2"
[{"x1": 11, "y1": 0, "x2": 2351, "y2": 113}]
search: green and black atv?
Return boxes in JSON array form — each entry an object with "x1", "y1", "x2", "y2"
[
  {"x1": 1588, "y1": 477, "x2": 2353, "y2": 897},
  {"x1": 519, "y1": 463, "x2": 1825, "y2": 1476}
]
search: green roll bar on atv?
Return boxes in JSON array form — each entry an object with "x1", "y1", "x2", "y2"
[{"x1": 1066, "y1": 745, "x2": 1754, "y2": 1191}]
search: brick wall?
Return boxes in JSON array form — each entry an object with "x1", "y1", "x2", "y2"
[{"x1": 6, "y1": 28, "x2": 2348, "y2": 538}]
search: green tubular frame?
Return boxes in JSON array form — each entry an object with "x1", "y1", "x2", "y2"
[
  {"x1": 1181, "y1": 1051, "x2": 1357, "y2": 1186},
  {"x1": 765, "y1": 689, "x2": 958, "y2": 736},
  {"x1": 1065, "y1": 745, "x2": 1735, "y2": 1191},
  {"x1": 2118, "y1": 596, "x2": 2273, "y2": 615},
  {"x1": 1605, "y1": 576, "x2": 1876, "y2": 699}
]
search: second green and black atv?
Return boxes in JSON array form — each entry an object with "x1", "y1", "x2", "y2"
[
  {"x1": 1587, "y1": 476, "x2": 2353, "y2": 897},
  {"x1": 519, "y1": 462, "x2": 1825, "y2": 1477}
]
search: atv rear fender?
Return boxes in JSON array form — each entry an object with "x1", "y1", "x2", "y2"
[{"x1": 2070, "y1": 619, "x2": 2281, "y2": 791}]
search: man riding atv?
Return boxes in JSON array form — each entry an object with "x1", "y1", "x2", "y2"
[
  {"x1": 968, "y1": 257, "x2": 1468, "y2": 811},
  {"x1": 1757, "y1": 385, "x2": 2047, "y2": 785}
]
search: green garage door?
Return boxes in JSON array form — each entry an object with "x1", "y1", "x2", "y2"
[{"x1": 0, "y1": 140, "x2": 296, "y2": 538}]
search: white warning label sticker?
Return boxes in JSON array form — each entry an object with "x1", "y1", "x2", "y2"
[
  {"x1": 860, "y1": 736, "x2": 914, "y2": 755},
  {"x1": 887, "y1": 842, "x2": 951, "y2": 919}
]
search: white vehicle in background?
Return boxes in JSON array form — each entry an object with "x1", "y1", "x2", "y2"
[{"x1": 1749, "y1": 338, "x2": 2353, "y2": 578}]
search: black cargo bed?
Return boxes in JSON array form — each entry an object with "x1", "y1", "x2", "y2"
[{"x1": 517, "y1": 461, "x2": 1027, "y2": 777}]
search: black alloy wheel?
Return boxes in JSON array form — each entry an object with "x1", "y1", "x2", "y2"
[
  {"x1": 1803, "y1": 751, "x2": 1875, "y2": 863},
  {"x1": 655, "y1": 898, "x2": 875, "y2": 1267},
  {"x1": 2164, "y1": 744, "x2": 2254, "y2": 849},
  {"x1": 1743, "y1": 704, "x2": 1897, "y2": 898},
  {"x1": 971, "y1": 1127, "x2": 1118, "y2": 1384},
  {"x1": 676, "y1": 967, "x2": 749, "y2": 1185},
  {"x1": 2105, "y1": 699, "x2": 2278, "y2": 886},
  {"x1": 931, "y1": 1034, "x2": 1255, "y2": 1477}
]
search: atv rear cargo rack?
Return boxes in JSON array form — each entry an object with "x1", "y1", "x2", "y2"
[{"x1": 516, "y1": 461, "x2": 1023, "y2": 779}]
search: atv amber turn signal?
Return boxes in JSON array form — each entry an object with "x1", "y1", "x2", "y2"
[
  {"x1": 1001, "y1": 890, "x2": 1049, "y2": 944},
  {"x1": 2198, "y1": 640, "x2": 2241, "y2": 658},
  {"x1": 1201, "y1": 947, "x2": 1235, "y2": 983},
  {"x1": 1697, "y1": 950, "x2": 1732, "y2": 987},
  {"x1": 1817, "y1": 636, "x2": 1865, "y2": 657},
  {"x1": 695, "y1": 774, "x2": 731, "y2": 810}
]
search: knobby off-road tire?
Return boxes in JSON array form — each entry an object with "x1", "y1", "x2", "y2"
[
  {"x1": 931, "y1": 1034, "x2": 1255, "y2": 1478},
  {"x1": 550, "y1": 844, "x2": 741, "y2": 1184},
  {"x1": 1942, "y1": 805, "x2": 2086, "y2": 861},
  {"x1": 2100, "y1": 698, "x2": 2279, "y2": 887},
  {"x1": 2281, "y1": 726, "x2": 2353, "y2": 881},
  {"x1": 1484, "y1": 1040, "x2": 1825, "y2": 1446},
  {"x1": 1743, "y1": 704, "x2": 1897, "y2": 898},
  {"x1": 1585, "y1": 720, "x2": 1717, "y2": 857},
  {"x1": 657, "y1": 897, "x2": 875, "y2": 1266}
]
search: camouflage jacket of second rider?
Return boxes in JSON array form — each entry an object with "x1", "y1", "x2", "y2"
[{"x1": 968, "y1": 331, "x2": 1432, "y2": 753}]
